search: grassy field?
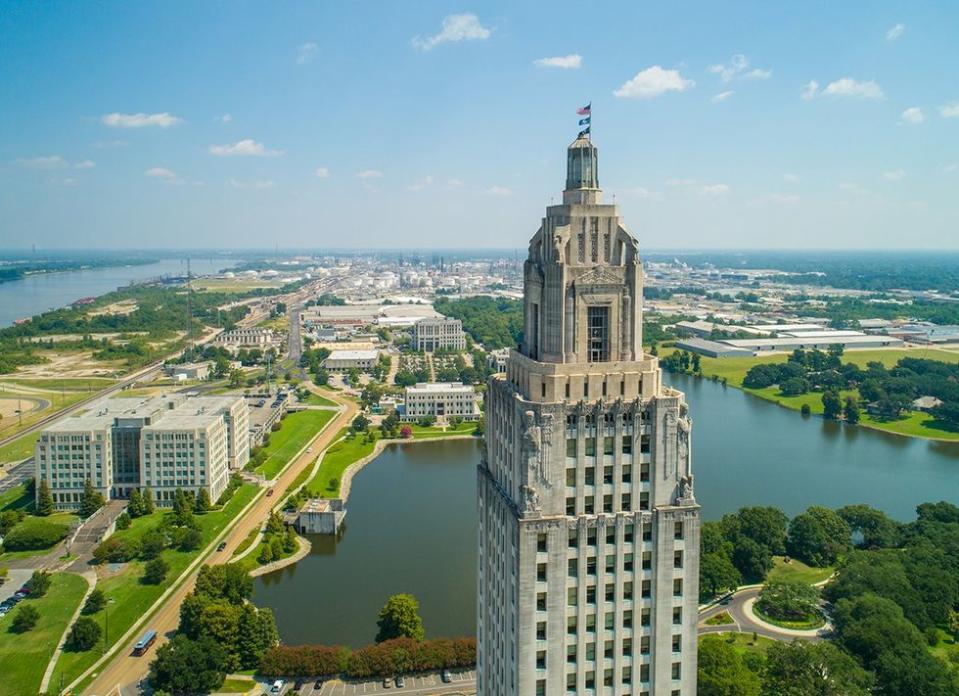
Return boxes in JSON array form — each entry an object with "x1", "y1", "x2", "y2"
[
  {"x1": 302, "y1": 392, "x2": 338, "y2": 407},
  {"x1": 50, "y1": 484, "x2": 258, "y2": 687},
  {"x1": 699, "y1": 632, "x2": 777, "y2": 657},
  {"x1": 255, "y1": 409, "x2": 336, "y2": 479},
  {"x1": 5, "y1": 377, "x2": 116, "y2": 391},
  {"x1": 765, "y1": 556, "x2": 834, "y2": 585},
  {"x1": 305, "y1": 428, "x2": 376, "y2": 498},
  {"x1": 220, "y1": 676, "x2": 257, "y2": 693},
  {"x1": 705, "y1": 611, "x2": 735, "y2": 626},
  {"x1": 0, "y1": 572, "x2": 89, "y2": 695},
  {"x1": 663, "y1": 347, "x2": 959, "y2": 441},
  {"x1": 410, "y1": 421, "x2": 479, "y2": 438},
  {"x1": 0, "y1": 482, "x2": 30, "y2": 511}
]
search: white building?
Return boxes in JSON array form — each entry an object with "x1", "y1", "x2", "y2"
[
  {"x1": 403, "y1": 382, "x2": 479, "y2": 421},
  {"x1": 212, "y1": 327, "x2": 278, "y2": 351},
  {"x1": 413, "y1": 317, "x2": 467, "y2": 352},
  {"x1": 35, "y1": 394, "x2": 249, "y2": 510},
  {"x1": 478, "y1": 136, "x2": 700, "y2": 696},
  {"x1": 322, "y1": 349, "x2": 379, "y2": 371}
]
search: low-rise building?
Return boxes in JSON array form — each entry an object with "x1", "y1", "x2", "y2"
[
  {"x1": 322, "y1": 349, "x2": 379, "y2": 371},
  {"x1": 212, "y1": 327, "x2": 278, "y2": 351},
  {"x1": 402, "y1": 381, "x2": 479, "y2": 421},
  {"x1": 165, "y1": 362, "x2": 211, "y2": 381},
  {"x1": 412, "y1": 317, "x2": 466, "y2": 352},
  {"x1": 35, "y1": 393, "x2": 249, "y2": 510},
  {"x1": 294, "y1": 497, "x2": 346, "y2": 534}
]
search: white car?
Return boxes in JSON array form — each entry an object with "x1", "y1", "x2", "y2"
[{"x1": 270, "y1": 679, "x2": 285, "y2": 693}]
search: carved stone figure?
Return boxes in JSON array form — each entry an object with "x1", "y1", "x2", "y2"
[{"x1": 521, "y1": 484, "x2": 540, "y2": 512}]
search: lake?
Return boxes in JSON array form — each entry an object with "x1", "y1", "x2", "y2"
[
  {"x1": 253, "y1": 373, "x2": 959, "y2": 646},
  {"x1": 0, "y1": 257, "x2": 233, "y2": 327}
]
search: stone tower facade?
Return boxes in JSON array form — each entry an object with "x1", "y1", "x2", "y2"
[{"x1": 477, "y1": 136, "x2": 700, "y2": 696}]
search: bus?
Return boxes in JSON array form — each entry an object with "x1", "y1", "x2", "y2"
[{"x1": 133, "y1": 629, "x2": 157, "y2": 656}]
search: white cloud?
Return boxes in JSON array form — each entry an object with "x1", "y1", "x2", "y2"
[
  {"x1": 614, "y1": 65, "x2": 694, "y2": 99},
  {"x1": 534, "y1": 54, "x2": 582, "y2": 69},
  {"x1": 839, "y1": 182, "x2": 871, "y2": 196},
  {"x1": 801, "y1": 80, "x2": 820, "y2": 100},
  {"x1": 707, "y1": 54, "x2": 770, "y2": 83},
  {"x1": 446, "y1": 178, "x2": 464, "y2": 189},
  {"x1": 296, "y1": 42, "x2": 318, "y2": 64},
  {"x1": 101, "y1": 112, "x2": 183, "y2": 128},
  {"x1": 17, "y1": 156, "x2": 94, "y2": 170},
  {"x1": 407, "y1": 175, "x2": 434, "y2": 192},
  {"x1": 783, "y1": 173, "x2": 799, "y2": 183},
  {"x1": 822, "y1": 78, "x2": 884, "y2": 99},
  {"x1": 711, "y1": 91, "x2": 734, "y2": 103},
  {"x1": 940, "y1": 102, "x2": 959, "y2": 118},
  {"x1": 883, "y1": 168, "x2": 906, "y2": 181},
  {"x1": 762, "y1": 193, "x2": 800, "y2": 204},
  {"x1": 485, "y1": 185, "x2": 512, "y2": 196},
  {"x1": 356, "y1": 169, "x2": 383, "y2": 179},
  {"x1": 700, "y1": 183, "x2": 730, "y2": 195},
  {"x1": 314, "y1": 167, "x2": 330, "y2": 178},
  {"x1": 209, "y1": 139, "x2": 283, "y2": 157},
  {"x1": 887, "y1": 23, "x2": 905, "y2": 41},
  {"x1": 145, "y1": 167, "x2": 178, "y2": 182},
  {"x1": 218, "y1": 113, "x2": 233, "y2": 124},
  {"x1": 666, "y1": 178, "x2": 694, "y2": 187},
  {"x1": 17, "y1": 155, "x2": 68, "y2": 169},
  {"x1": 900, "y1": 107, "x2": 925, "y2": 124},
  {"x1": 229, "y1": 179, "x2": 276, "y2": 189},
  {"x1": 412, "y1": 14, "x2": 491, "y2": 51}
]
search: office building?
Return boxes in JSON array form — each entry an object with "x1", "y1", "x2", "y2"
[
  {"x1": 413, "y1": 317, "x2": 467, "y2": 352},
  {"x1": 402, "y1": 382, "x2": 480, "y2": 422}
]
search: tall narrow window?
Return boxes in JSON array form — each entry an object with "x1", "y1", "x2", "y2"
[
  {"x1": 587, "y1": 306, "x2": 609, "y2": 362},
  {"x1": 530, "y1": 303, "x2": 540, "y2": 360}
]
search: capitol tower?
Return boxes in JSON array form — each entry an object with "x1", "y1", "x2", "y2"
[{"x1": 477, "y1": 134, "x2": 700, "y2": 695}]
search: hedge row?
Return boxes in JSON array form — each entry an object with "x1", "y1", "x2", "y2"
[
  {"x1": 259, "y1": 637, "x2": 476, "y2": 679},
  {"x1": 1, "y1": 518, "x2": 69, "y2": 550}
]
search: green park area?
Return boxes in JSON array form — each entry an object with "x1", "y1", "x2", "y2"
[
  {"x1": 251, "y1": 409, "x2": 336, "y2": 480},
  {"x1": 765, "y1": 556, "x2": 834, "y2": 586},
  {"x1": 661, "y1": 347, "x2": 959, "y2": 441},
  {"x1": 699, "y1": 632, "x2": 776, "y2": 658},
  {"x1": 0, "y1": 572, "x2": 89, "y2": 695},
  {"x1": 50, "y1": 483, "x2": 258, "y2": 688},
  {"x1": 300, "y1": 391, "x2": 339, "y2": 407}
]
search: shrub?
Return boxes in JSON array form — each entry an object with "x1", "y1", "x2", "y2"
[
  {"x1": 82, "y1": 588, "x2": 106, "y2": 615},
  {"x1": 93, "y1": 536, "x2": 141, "y2": 564},
  {"x1": 757, "y1": 581, "x2": 821, "y2": 622},
  {"x1": 68, "y1": 616, "x2": 102, "y2": 651},
  {"x1": 259, "y1": 645, "x2": 348, "y2": 677},
  {"x1": 1, "y1": 518, "x2": 69, "y2": 551},
  {"x1": 11, "y1": 604, "x2": 40, "y2": 632},
  {"x1": 143, "y1": 556, "x2": 169, "y2": 585},
  {"x1": 25, "y1": 570, "x2": 52, "y2": 597},
  {"x1": 115, "y1": 512, "x2": 132, "y2": 530}
]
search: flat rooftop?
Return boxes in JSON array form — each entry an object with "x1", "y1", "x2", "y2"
[
  {"x1": 407, "y1": 381, "x2": 474, "y2": 393},
  {"x1": 326, "y1": 349, "x2": 379, "y2": 360}
]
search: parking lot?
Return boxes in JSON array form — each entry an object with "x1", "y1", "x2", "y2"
[{"x1": 270, "y1": 670, "x2": 476, "y2": 696}]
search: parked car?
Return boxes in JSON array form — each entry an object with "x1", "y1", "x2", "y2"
[
  {"x1": 216, "y1": 542, "x2": 227, "y2": 552},
  {"x1": 395, "y1": 675, "x2": 405, "y2": 688},
  {"x1": 267, "y1": 489, "x2": 274, "y2": 497},
  {"x1": 270, "y1": 679, "x2": 284, "y2": 693},
  {"x1": 314, "y1": 679, "x2": 324, "y2": 689},
  {"x1": 382, "y1": 677, "x2": 393, "y2": 688},
  {"x1": 441, "y1": 669, "x2": 452, "y2": 683},
  {"x1": 294, "y1": 679, "x2": 303, "y2": 689}
]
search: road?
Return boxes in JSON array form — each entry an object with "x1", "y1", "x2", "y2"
[
  {"x1": 83, "y1": 390, "x2": 357, "y2": 696},
  {"x1": 697, "y1": 587, "x2": 828, "y2": 642}
]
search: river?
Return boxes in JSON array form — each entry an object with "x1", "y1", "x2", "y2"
[
  {"x1": 0, "y1": 257, "x2": 234, "y2": 327},
  {"x1": 253, "y1": 374, "x2": 959, "y2": 646}
]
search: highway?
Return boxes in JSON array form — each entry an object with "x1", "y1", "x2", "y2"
[{"x1": 82, "y1": 389, "x2": 357, "y2": 696}]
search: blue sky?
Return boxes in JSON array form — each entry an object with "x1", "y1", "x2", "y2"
[{"x1": 1, "y1": 1, "x2": 957, "y2": 250}]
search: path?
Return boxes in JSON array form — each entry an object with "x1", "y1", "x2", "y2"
[
  {"x1": 81, "y1": 392, "x2": 357, "y2": 696},
  {"x1": 697, "y1": 585, "x2": 831, "y2": 642}
]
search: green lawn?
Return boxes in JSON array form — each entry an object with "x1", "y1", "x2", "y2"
[
  {"x1": 255, "y1": 410, "x2": 335, "y2": 480},
  {"x1": 410, "y1": 421, "x2": 479, "y2": 439},
  {"x1": 0, "y1": 483, "x2": 30, "y2": 511},
  {"x1": 705, "y1": 611, "x2": 734, "y2": 626},
  {"x1": 51, "y1": 484, "x2": 258, "y2": 687},
  {"x1": 0, "y1": 430, "x2": 41, "y2": 465},
  {"x1": 302, "y1": 392, "x2": 338, "y2": 407},
  {"x1": 663, "y1": 347, "x2": 959, "y2": 441},
  {"x1": 929, "y1": 627, "x2": 959, "y2": 666},
  {"x1": 700, "y1": 632, "x2": 777, "y2": 657},
  {"x1": 753, "y1": 604, "x2": 825, "y2": 630},
  {"x1": 220, "y1": 676, "x2": 257, "y2": 693},
  {"x1": 6, "y1": 377, "x2": 116, "y2": 391},
  {"x1": 231, "y1": 526, "x2": 261, "y2": 559},
  {"x1": 766, "y1": 556, "x2": 834, "y2": 585},
  {"x1": 0, "y1": 572, "x2": 89, "y2": 695},
  {"x1": 306, "y1": 429, "x2": 377, "y2": 498}
]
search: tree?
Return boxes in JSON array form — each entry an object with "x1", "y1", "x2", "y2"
[
  {"x1": 236, "y1": 604, "x2": 279, "y2": 669},
  {"x1": 756, "y1": 581, "x2": 821, "y2": 622},
  {"x1": 821, "y1": 390, "x2": 842, "y2": 420},
  {"x1": 194, "y1": 563, "x2": 252, "y2": 604},
  {"x1": 143, "y1": 556, "x2": 169, "y2": 585},
  {"x1": 699, "y1": 552, "x2": 741, "y2": 598},
  {"x1": 143, "y1": 486, "x2": 156, "y2": 514},
  {"x1": 148, "y1": 634, "x2": 228, "y2": 695},
  {"x1": 35, "y1": 479, "x2": 55, "y2": 516},
  {"x1": 697, "y1": 635, "x2": 761, "y2": 696},
  {"x1": 787, "y1": 506, "x2": 851, "y2": 567},
  {"x1": 82, "y1": 588, "x2": 106, "y2": 615},
  {"x1": 283, "y1": 526, "x2": 298, "y2": 554},
  {"x1": 11, "y1": 604, "x2": 40, "y2": 632},
  {"x1": 78, "y1": 478, "x2": 105, "y2": 517},
  {"x1": 265, "y1": 511, "x2": 284, "y2": 536},
  {"x1": 763, "y1": 640, "x2": 872, "y2": 696},
  {"x1": 25, "y1": 570, "x2": 52, "y2": 597},
  {"x1": 179, "y1": 527, "x2": 203, "y2": 551},
  {"x1": 375, "y1": 594, "x2": 425, "y2": 643},
  {"x1": 195, "y1": 488, "x2": 212, "y2": 513},
  {"x1": 171, "y1": 488, "x2": 194, "y2": 524},
  {"x1": 836, "y1": 504, "x2": 901, "y2": 548},
  {"x1": 732, "y1": 537, "x2": 773, "y2": 583},
  {"x1": 68, "y1": 616, "x2": 102, "y2": 651},
  {"x1": 258, "y1": 543, "x2": 275, "y2": 564},
  {"x1": 843, "y1": 395, "x2": 861, "y2": 424},
  {"x1": 140, "y1": 530, "x2": 167, "y2": 560},
  {"x1": 399, "y1": 425, "x2": 413, "y2": 439},
  {"x1": 352, "y1": 414, "x2": 370, "y2": 432},
  {"x1": 115, "y1": 511, "x2": 132, "y2": 530}
]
